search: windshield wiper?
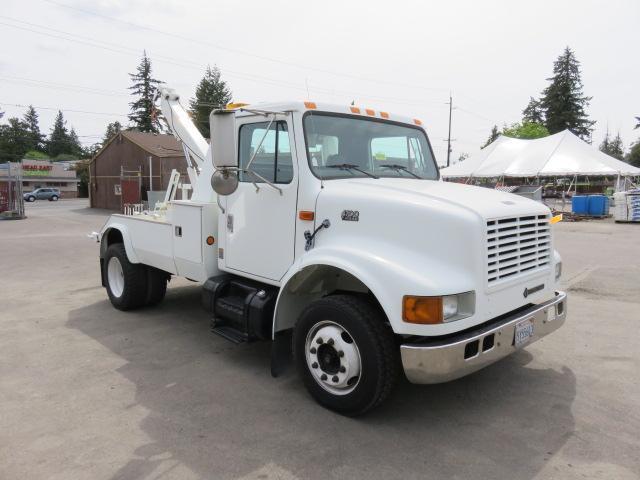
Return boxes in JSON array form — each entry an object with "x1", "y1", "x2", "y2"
[
  {"x1": 380, "y1": 164, "x2": 423, "y2": 179},
  {"x1": 326, "y1": 163, "x2": 379, "y2": 179}
]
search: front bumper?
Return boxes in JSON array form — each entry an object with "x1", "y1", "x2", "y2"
[{"x1": 400, "y1": 291, "x2": 567, "y2": 384}]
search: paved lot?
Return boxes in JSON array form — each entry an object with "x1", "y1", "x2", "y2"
[{"x1": 1, "y1": 199, "x2": 639, "y2": 480}]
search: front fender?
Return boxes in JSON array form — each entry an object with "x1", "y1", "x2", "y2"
[{"x1": 274, "y1": 241, "x2": 476, "y2": 337}]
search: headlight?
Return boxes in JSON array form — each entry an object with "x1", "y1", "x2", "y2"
[
  {"x1": 403, "y1": 292, "x2": 475, "y2": 324},
  {"x1": 555, "y1": 261, "x2": 562, "y2": 280}
]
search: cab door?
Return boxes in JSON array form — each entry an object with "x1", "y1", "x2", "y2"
[{"x1": 222, "y1": 116, "x2": 298, "y2": 282}]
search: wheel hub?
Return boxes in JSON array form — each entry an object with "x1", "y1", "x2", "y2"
[
  {"x1": 305, "y1": 322, "x2": 361, "y2": 395},
  {"x1": 107, "y1": 256, "x2": 125, "y2": 298}
]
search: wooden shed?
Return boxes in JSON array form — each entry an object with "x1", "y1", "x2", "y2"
[{"x1": 89, "y1": 130, "x2": 187, "y2": 210}]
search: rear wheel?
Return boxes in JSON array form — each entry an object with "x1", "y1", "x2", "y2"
[
  {"x1": 146, "y1": 267, "x2": 168, "y2": 306},
  {"x1": 294, "y1": 294, "x2": 399, "y2": 416},
  {"x1": 104, "y1": 243, "x2": 148, "y2": 310}
]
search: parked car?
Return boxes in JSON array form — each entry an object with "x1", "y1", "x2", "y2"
[{"x1": 23, "y1": 188, "x2": 61, "y2": 202}]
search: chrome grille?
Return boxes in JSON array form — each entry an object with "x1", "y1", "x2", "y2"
[{"x1": 486, "y1": 215, "x2": 551, "y2": 284}]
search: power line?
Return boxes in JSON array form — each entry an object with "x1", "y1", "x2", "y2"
[
  {"x1": 0, "y1": 101, "x2": 128, "y2": 117},
  {"x1": 42, "y1": 0, "x2": 451, "y2": 94},
  {"x1": 1, "y1": 17, "x2": 451, "y2": 109},
  {"x1": 0, "y1": 76, "x2": 128, "y2": 97}
]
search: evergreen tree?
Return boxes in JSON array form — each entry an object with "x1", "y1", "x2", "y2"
[
  {"x1": 522, "y1": 97, "x2": 544, "y2": 124},
  {"x1": 599, "y1": 130, "x2": 611, "y2": 154},
  {"x1": 0, "y1": 117, "x2": 31, "y2": 162},
  {"x1": 189, "y1": 65, "x2": 232, "y2": 138},
  {"x1": 23, "y1": 105, "x2": 45, "y2": 152},
  {"x1": 47, "y1": 110, "x2": 72, "y2": 157},
  {"x1": 626, "y1": 141, "x2": 640, "y2": 167},
  {"x1": 599, "y1": 130, "x2": 625, "y2": 160},
  {"x1": 69, "y1": 128, "x2": 84, "y2": 157},
  {"x1": 481, "y1": 125, "x2": 500, "y2": 148},
  {"x1": 102, "y1": 121, "x2": 123, "y2": 145},
  {"x1": 128, "y1": 51, "x2": 163, "y2": 133},
  {"x1": 540, "y1": 47, "x2": 595, "y2": 140}
]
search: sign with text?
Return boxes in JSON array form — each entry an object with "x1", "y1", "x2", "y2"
[{"x1": 23, "y1": 164, "x2": 53, "y2": 177}]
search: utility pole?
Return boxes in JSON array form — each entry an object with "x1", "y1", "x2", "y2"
[{"x1": 446, "y1": 94, "x2": 453, "y2": 167}]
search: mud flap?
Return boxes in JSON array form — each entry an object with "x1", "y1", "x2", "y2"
[{"x1": 271, "y1": 330, "x2": 292, "y2": 377}]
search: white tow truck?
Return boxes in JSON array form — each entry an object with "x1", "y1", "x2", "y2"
[{"x1": 97, "y1": 89, "x2": 567, "y2": 415}]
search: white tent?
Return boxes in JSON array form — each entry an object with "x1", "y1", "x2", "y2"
[{"x1": 441, "y1": 130, "x2": 640, "y2": 178}]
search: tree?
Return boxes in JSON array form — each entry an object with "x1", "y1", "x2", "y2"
[
  {"x1": 73, "y1": 159, "x2": 90, "y2": 197},
  {"x1": 522, "y1": 97, "x2": 544, "y2": 124},
  {"x1": 481, "y1": 125, "x2": 500, "y2": 148},
  {"x1": 23, "y1": 105, "x2": 45, "y2": 152},
  {"x1": 47, "y1": 110, "x2": 72, "y2": 157},
  {"x1": 189, "y1": 65, "x2": 232, "y2": 137},
  {"x1": 626, "y1": 141, "x2": 640, "y2": 167},
  {"x1": 457, "y1": 153, "x2": 469, "y2": 163},
  {"x1": 24, "y1": 150, "x2": 49, "y2": 160},
  {"x1": 502, "y1": 122, "x2": 549, "y2": 140},
  {"x1": 128, "y1": 51, "x2": 163, "y2": 133},
  {"x1": 68, "y1": 128, "x2": 84, "y2": 157},
  {"x1": 599, "y1": 131, "x2": 625, "y2": 160},
  {"x1": 0, "y1": 117, "x2": 31, "y2": 162},
  {"x1": 102, "y1": 121, "x2": 122, "y2": 145},
  {"x1": 635, "y1": 116, "x2": 639, "y2": 130},
  {"x1": 539, "y1": 47, "x2": 595, "y2": 140}
]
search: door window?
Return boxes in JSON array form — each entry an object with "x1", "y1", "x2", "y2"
[{"x1": 238, "y1": 121, "x2": 293, "y2": 184}]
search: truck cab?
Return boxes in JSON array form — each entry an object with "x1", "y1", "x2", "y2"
[{"x1": 97, "y1": 90, "x2": 567, "y2": 415}]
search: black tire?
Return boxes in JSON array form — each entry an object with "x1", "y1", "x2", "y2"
[
  {"x1": 104, "y1": 243, "x2": 148, "y2": 311},
  {"x1": 146, "y1": 266, "x2": 168, "y2": 306},
  {"x1": 294, "y1": 294, "x2": 399, "y2": 416},
  {"x1": 28, "y1": 196, "x2": 35, "y2": 202},
  {"x1": 50, "y1": 195, "x2": 59, "y2": 201}
]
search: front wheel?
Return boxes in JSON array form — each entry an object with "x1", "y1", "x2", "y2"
[
  {"x1": 27, "y1": 196, "x2": 35, "y2": 202},
  {"x1": 294, "y1": 295, "x2": 399, "y2": 416}
]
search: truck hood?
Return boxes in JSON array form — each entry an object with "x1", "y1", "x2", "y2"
[{"x1": 318, "y1": 178, "x2": 549, "y2": 220}]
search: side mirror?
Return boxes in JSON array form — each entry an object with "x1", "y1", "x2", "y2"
[
  {"x1": 211, "y1": 169, "x2": 239, "y2": 196},
  {"x1": 210, "y1": 110, "x2": 237, "y2": 168}
]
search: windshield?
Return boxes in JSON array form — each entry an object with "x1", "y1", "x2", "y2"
[{"x1": 303, "y1": 112, "x2": 439, "y2": 180}]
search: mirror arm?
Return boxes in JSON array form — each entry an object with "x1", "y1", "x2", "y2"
[
  {"x1": 216, "y1": 194, "x2": 226, "y2": 213},
  {"x1": 244, "y1": 169, "x2": 283, "y2": 195},
  {"x1": 244, "y1": 115, "x2": 276, "y2": 172}
]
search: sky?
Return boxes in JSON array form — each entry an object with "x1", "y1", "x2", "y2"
[{"x1": 1, "y1": 0, "x2": 639, "y2": 166}]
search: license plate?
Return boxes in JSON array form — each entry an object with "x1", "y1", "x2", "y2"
[{"x1": 514, "y1": 318, "x2": 535, "y2": 348}]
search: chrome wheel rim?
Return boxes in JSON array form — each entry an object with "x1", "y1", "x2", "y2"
[
  {"x1": 305, "y1": 320, "x2": 361, "y2": 395},
  {"x1": 107, "y1": 256, "x2": 125, "y2": 298}
]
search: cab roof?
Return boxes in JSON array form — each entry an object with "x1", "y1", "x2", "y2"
[{"x1": 231, "y1": 101, "x2": 425, "y2": 129}]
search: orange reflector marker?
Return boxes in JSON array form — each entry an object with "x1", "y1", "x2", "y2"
[
  {"x1": 304, "y1": 101, "x2": 317, "y2": 109},
  {"x1": 350, "y1": 106, "x2": 361, "y2": 114},
  {"x1": 365, "y1": 108, "x2": 375, "y2": 116},
  {"x1": 414, "y1": 118, "x2": 423, "y2": 126},
  {"x1": 206, "y1": 236, "x2": 215, "y2": 245},
  {"x1": 380, "y1": 111, "x2": 389, "y2": 119},
  {"x1": 550, "y1": 214, "x2": 563, "y2": 224},
  {"x1": 402, "y1": 296, "x2": 443, "y2": 324},
  {"x1": 299, "y1": 210, "x2": 315, "y2": 221}
]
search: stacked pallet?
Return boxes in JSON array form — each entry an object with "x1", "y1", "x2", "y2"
[{"x1": 614, "y1": 190, "x2": 640, "y2": 222}]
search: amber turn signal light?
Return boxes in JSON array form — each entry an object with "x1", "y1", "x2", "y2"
[
  {"x1": 304, "y1": 101, "x2": 317, "y2": 109},
  {"x1": 206, "y1": 236, "x2": 215, "y2": 245},
  {"x1": 298, "y1": 210, "x2": 315, "y2": 221},
  {"x1": 402, "y1": 296, "x2": 443, "y2": 324}
]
